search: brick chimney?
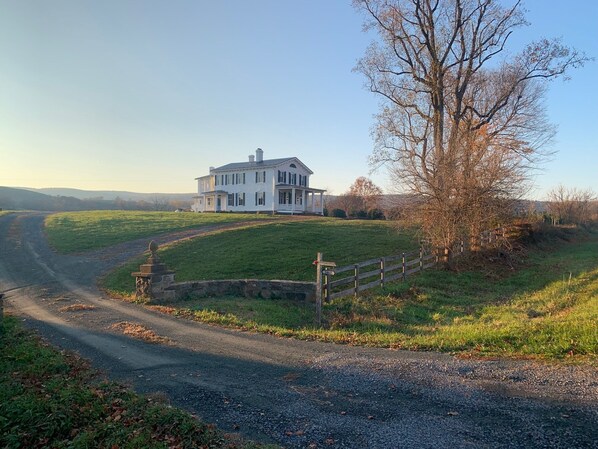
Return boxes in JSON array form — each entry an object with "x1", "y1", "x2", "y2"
[{"x1": 256, "y1": 148, "x2": 263, "y2": 163}]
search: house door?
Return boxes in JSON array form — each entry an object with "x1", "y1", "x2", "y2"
[{"x1": 216, "y1": 197, "x2": 221, "y2": 212}]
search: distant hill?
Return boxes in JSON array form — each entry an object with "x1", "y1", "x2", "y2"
[
  {"x1": 0, "y1": 186, "x2": 87, "y2": 211},
  {"x1": 0, "y1": 186, "x2": 192, "y2": 211},
  {"x1": 22, "y1": 187, "x2": 194, "y2": 202}
]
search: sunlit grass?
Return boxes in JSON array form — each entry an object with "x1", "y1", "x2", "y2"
[
  {"x1": 119, "y1": 228, "x2": 598, "y2": 362},
  {"x1": 102, "y1": 219, "x2": 418, "y2": 295},
  {"x1": 44, "y1": 210, "x2": 282, "y2": 253}
]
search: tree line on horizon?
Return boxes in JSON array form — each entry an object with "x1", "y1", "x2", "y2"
[{"x1": 0, "y1": 187, "x2": 191, "y2": 212}]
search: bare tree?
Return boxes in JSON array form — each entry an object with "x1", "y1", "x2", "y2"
[
  {"x1": 348, "y1": 176, "x2": 383, "y2": 212},
  {"x1": 152, "y1": 196, "x2": 170, "y2": 211},
  {"x1": 354, "y1": 0, "x2": 588, "y2": 256},
  {"x1": 328, "y1": 193, "x2": 365, "y2": 217},
  {"x1": 547, "y1": 185, "x2": 596, "y2": 225}
]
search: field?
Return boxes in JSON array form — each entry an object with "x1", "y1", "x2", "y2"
[
  {"x1": 102, "y1": 219, "x2": 418, "y2": 294},
  {"x1": 44, "y1": 210, "x2": 596, "y2": 362},
  {"x1": 44, "y1": 210, "x2": 281, "y2": 253},
  {"x1": 0, "y1": 316, "x2": 270, "y2": 449},
  {"x1": 122, "y1": 226, "x2": 597, "y2": 362}
]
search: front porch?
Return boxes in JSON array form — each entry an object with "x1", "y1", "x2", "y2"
[
  {"x1": 193, "y1": 190, "x2": 228, "y2": 212},
  {"x1": 275, "y1": 186, "x2": 325, "y2": 215}
]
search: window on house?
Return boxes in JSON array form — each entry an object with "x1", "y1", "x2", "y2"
[
  {"x1": 207, "y1": 198, "x2": 212, "y2": 206},
  {"x1": 255, "y1": 192, "x2": 265, "y2": 206},
  {"x1": 228, "y1": 194, "x2": 234, "y2": 206},
  {"x1": 238, "y1": 192, "x2": 245, "y2": 206},
  {"x1": 279, "y1": 191, "x2": 292, "y2": 205},
  {"x1": 242, "y1": 173, "x2": 246, "y2": 184},
  {"x1": 290, "y1": 163, "x2": 297, "y2": 168},
  {"x1": 214, "y1": 176, "x2": 219, "y2": 186}
]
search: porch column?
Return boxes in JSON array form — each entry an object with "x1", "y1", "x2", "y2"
[
  {"x1": 311, "y1": 191, "x2": 315, "y2": 212},
  {"x1": 292, "y1": 187, "x2": 296, "y2": 214},
  {"x1": 302, "y1": 190, "x2": 306, "y2": 213},
  {"x1": 272, "y1": 176, "x2": 276, "y2": 213},
  {"x1": 319, "y1": 192, "x2": 324, "y2": 215}
]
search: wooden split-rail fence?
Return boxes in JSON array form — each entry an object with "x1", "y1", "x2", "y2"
[{"x1": 313, "y1": 223, "x2": 532, "y2": 325}]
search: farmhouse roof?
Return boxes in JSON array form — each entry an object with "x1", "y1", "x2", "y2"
[{"x1": 212, "y1": 157, "x2": 313, "y2": 174}]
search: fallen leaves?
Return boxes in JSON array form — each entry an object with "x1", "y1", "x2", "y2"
[
  {"x1": 59, "y1": 304, "x2": 97, "y2": 312},
  {"x1": 110, "y1": 321, "x2": 171, "y2": 344}
]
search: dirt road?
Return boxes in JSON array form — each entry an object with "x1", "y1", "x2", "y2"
[{"x1": 1, "y1": 212, "x2": 596, "y2": 448}]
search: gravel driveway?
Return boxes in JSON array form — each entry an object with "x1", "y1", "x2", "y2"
[{"x1": 1, "y1": 212, "x2": 596, "y2": 448}]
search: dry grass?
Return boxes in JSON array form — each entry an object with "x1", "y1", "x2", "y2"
[{"x1": 110, "y1": 321, "x2": 171, "y2": 345}]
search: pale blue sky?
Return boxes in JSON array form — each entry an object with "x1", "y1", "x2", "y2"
[{"x1": 1, "y1": 0, "x2": 596, "y2": 198}]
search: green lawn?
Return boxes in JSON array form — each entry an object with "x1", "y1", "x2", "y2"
[
  {"x1": 123, "y1": 228, "x2": 598, "y2": 362},
  {"x1": 102, "y1": 219, "x2": 418, "y2": 295},
  {"x1": 0, "y1": 316, "x2": 271, "y2": 449},
  {"x1": 45, "y1": 210, "x2": 281, "y2": 253}
]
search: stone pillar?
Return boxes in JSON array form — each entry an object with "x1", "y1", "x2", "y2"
[{"x1": 132, "y1": 241, "x2": 175, "y2": 302}]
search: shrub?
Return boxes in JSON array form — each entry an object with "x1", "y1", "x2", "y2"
[{"x1": 331, "y1": 208, "x2": 347, "y2": 218}]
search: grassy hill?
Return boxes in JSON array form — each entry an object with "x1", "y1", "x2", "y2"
[
  {"x1": 147, "y1": 228, "x2": 598, "y2": 362},
  {"x1": 44, "y1": 210, "x2": 284, "y2": 253},
  {"x1": 102, "y1": 219, "x2": 417, "y2": 294}
]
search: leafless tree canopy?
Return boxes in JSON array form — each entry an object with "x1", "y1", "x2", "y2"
[
  {"x1": 547, "y1": 185, "x2": 597, "y2": 226},
  {"x1": 327, "y1": 177, "x2": 384, "y2": 218},
  {"x1": 348, "y1": 176, "x2": 383, "y2": 211},
  {"x1": 354, "y1": 0, "x2": 588, "y2": 251}
]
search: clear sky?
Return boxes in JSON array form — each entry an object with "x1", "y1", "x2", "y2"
[{"x1": 1, "y1": 0, "x2": 596, "y2": 198}]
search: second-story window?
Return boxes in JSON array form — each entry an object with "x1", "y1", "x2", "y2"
[{"x1": 277, "y1": 170, "x2": 287, "y2": 184}]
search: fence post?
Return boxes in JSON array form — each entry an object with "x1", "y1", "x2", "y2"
[
  {"x1": 354, "y1": 264, "x2": 360, "y2": 296},
  {"x1": 380, "y1": 258, "x2": 385, "y2": 288},
  {"x1": 315, "y1": 252, "x2": 323, "y2": 327},
  {"x1": 419, "y1": 246, "x2": 423, "y2": 271},
  {"x1": 402, "y1": 252, "x2": 406, "y2": 281},
  {"x1": 324, "y1": 270, "x2": 331, "y2": 303}
]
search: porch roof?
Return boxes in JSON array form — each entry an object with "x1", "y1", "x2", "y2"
[
  {"x1": 199, "y1": 190, "x2": 228, "y2": 195},
  {"x1": 275, "y1": 184, "x2": 326, "y2": 193}
]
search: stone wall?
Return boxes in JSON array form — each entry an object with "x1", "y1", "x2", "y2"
[{"x1": 156, "y1": 279, "x2": 316, "y2": 303}]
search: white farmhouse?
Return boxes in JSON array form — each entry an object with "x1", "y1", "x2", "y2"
[{"x1": 192, "y1": 148, "x2": 326, "y2": 214}]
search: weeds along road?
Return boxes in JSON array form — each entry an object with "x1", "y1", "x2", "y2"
[{"x1": 1, "y1": 212, "x2": 596, "y2": 449}]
